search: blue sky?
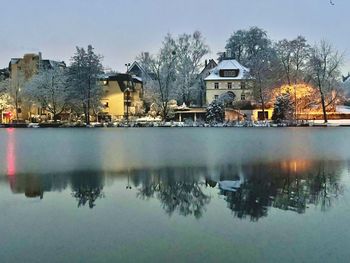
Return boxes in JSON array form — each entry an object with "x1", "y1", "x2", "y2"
[{"x1": 0, "y1": 0, "x2": 349, "y2": 73}]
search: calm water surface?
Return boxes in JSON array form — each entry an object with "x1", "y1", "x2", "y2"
[{"x1": 1, "y1": 128, "x2": 350, "y2": 263}]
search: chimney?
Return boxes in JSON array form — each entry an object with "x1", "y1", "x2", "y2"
[
  {"x1": 38, "y1": 52, "x2": 42, "y2": 61},
  {"x1": 205, "y1": 60, "x2": 207, "y2": 67},
  {"x1": 144, "y1": 52, "x2": 149, "y2": 60}
]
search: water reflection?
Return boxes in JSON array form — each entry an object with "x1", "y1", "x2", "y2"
[
  {"x1": 71, "y1": 172, "x2": 105, "y2": 208},
  {"x1": 219, "y1": 161, "x2": 344, "y2": 221},
  {"x1": 6, "y1": 128, "x2": 16, "y2": 186},
  {"x1": 0, "y1": 160, "x2": 345, "y2": 220},
  {"x1": 133, "y1": 168, "x2": 211, "y2": 219}
]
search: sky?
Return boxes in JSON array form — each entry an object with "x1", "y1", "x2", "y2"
[{"x1": 0, "y1": 0, "x2": 349, "y2": 73}]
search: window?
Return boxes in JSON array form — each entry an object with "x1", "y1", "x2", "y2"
[
  {"x1": 219, "y1": 69, "x2": 239, "y2": 77},
  {"x1": 241, "y1": 82, "x2": 246, "y2": 89},
  {"x1": 227, "y1": 82, "x2": 232, "y2": 89},
  {"x1": 258, "y1": 111, "x2": 269, "y2": 120},
  {"x1": 214, "y1": 95, "x2": 219, "y2": 100},
  {"x1": 241, "y1": 93, "x2": 246, "y2": 101},
  {"x1": 214, "y1": 83, "x2": 219, "y2": 89}
]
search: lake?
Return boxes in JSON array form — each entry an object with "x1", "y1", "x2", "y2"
[{"x1": 0, "y1": 127, "x2": 350, "y2": 263}]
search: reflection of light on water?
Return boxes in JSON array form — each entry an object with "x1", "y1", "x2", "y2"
[
  {"x1": 7, "y1": 128, "x2": 16, "y2": 178},
  {"x1": 281, "y1": 160, "x2": 311, "y2": 173}
]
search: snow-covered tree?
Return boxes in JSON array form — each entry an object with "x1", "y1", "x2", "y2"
[
  {"x1": 225, "y1": 27, "x2": 271, "y2": 65},
  {"x1": 0, "y1": 80, "x2": 12, "y2": 121},
  {"x1": 272, "y1": 93, "x2": 294, "y2": 123},
  {"x1": 68, "y1": 45, "x2": 104, "y2": 124},
  {"x1": 5, "y1": 72, "x2": 25, "y2": 121},
  {"x1": 138, "y1": 34, "x2": 178, "y2": 120},
  {"x1": 175, "y1": 31, "x2": 209, "y2": 105},
  {"x1": 206, "y1": 100, "x2": 224, "y2": 124},
  {"x1": 307, "y1": 41, "x2": 343, "y2": 123},
  {"x1": 25, "y1": 68, "x2": 68, "y2": 121}
]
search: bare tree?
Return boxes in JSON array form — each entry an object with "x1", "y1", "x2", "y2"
[
  {"x1": 307, "y1": 41, "x2": 343, "y2": 123},
  {"x1": 138, "y1": 34, "x2": 178, "y2": 120},
  {"x1": 275, "y1": 36, "x2": 310, "y2": 86},
  {"x1": 175, "y1": 31, "x2": 209, "y2": 105}
]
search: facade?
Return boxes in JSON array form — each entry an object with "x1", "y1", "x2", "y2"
[
  {"x1": 205, "y1": 59, "x2": 253, "y2": 106},
  {"x1": 99, "y1": 73, "x2": 143, "y2": 121},
  {"x1": 8, "y1": 53, "x2": 65, "y2": 121}
]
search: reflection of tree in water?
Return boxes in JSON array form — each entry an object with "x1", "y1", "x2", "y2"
[
  {"x1": 134, "y1": 168, "x2": 211, "y2": 219},
  {"x1": 307, "y1": 163, "x2": 344, "y2": 211},
  {"x1": 221, "y1": 164, "x2": 278, "y2": 221},
  {"x1": 71, "y1": 172, "x2": 105, "y2": 209},
  {"x1": 220, "y1": 160, "x2": 344, "y2": 221}
]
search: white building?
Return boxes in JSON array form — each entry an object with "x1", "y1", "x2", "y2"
[{"x1": 205, "y1": 59, "x2": 253, "y2": 105}]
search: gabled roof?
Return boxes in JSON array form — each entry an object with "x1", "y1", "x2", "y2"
[
  {"x1": 204, "y1": 59, "x2": 250, "y2": 81},
  {"x1": 200, "y1": 59, "x2": 217, "y2": 75},
  {"x1": 127, "y1": 61, "x2": 156, "y2": 81}
]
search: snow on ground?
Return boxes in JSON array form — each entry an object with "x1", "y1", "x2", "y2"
[{"x1": 312, "y1": 119, "x2": 350, "y2": 125}]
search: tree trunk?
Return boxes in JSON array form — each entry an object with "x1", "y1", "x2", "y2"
[
  {"x1": 319, "y1": 88, "x2": 328, "y2": 123},
  {"x1": 87, "y1": 78, "x2": 91, "y2": 125},
  {"x1": 259, "y1": 85, "x2": 265, "y2": 121}
]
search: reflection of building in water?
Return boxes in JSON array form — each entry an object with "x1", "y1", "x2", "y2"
[
  {"x1": 2, "y1": 160, "x2": 344, "y2": 217},
  {"x1": 9, "y1": 173, "x2": 70, "y2": 199},
  {"x1": 218, "y1": 160, "x2": 344, "y2": 221}
]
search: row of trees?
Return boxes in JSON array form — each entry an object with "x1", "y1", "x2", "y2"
[
  {"x1": 0, "y1": 45, "x2": 103, "y2": 124},
  {"x1": 224, "y1": 27, "x2": 344, "y2": 123},
  {"x1": 0, "y1": 28, "x2": 346, "y2": 123}
]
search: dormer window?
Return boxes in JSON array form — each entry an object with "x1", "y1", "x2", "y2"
[{"x1": 219, "y1": 69, "x2": 239, "y2": 77}]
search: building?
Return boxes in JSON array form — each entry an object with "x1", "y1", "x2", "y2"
[
  {"x1": 99, "y1": 73, "x2": 143, "y2": 121},
  {"x1": 8, "y1": 53, "x2": 65, "y2": 121},
  {"x1": 205, "y1": 58, "x2": 253, "y2": 106},
  {"x1": 197, "y1": 59, "x2": 217, "y2": 106}
]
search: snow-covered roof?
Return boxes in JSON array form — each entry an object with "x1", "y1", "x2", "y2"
[
  {"x1": 204, "y1": 59, "x2": 250, "y2": 81},
  {"x1": 132, "y1": 76, "x2": 142, "y2": 82},
  {"x1": 219, "y1": 180, "x2": 242, "y2": 192}
]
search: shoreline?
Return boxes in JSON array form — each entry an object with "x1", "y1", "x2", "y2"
[{"x1": 1, "y1": 122, "x2": 349, "y2": 128}]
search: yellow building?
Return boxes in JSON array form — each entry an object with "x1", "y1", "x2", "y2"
[{"x1": 99, "y1": 73, "x2": 143, "y2": 121}]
